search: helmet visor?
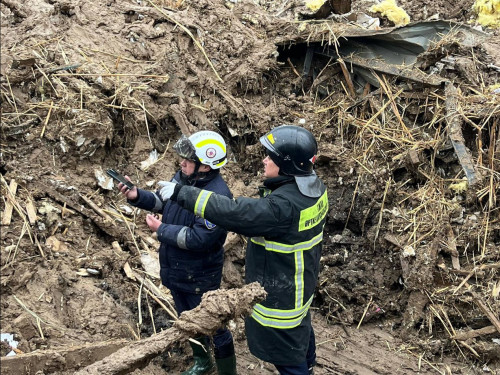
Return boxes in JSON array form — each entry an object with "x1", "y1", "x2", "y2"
[{"x1": 173, "y1": 134, "x2": 197, "y2": 161}]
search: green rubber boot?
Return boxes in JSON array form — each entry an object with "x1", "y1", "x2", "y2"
[
  {"x1": 215, "y1": 354, "x2": 237, "y2": 375},
  {"x1": 181, "y1": 340, "x2": 214, "y2": 375}
]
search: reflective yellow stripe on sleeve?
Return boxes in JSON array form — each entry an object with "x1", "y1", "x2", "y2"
[{"x1": 194, "y1": 190, "x2": 213, "y2": 218}]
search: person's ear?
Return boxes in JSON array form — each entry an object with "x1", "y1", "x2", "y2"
[{"x1": 199, "y1": 164, "x2": 211, "y2": 172}]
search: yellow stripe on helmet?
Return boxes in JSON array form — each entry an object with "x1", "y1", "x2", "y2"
[{"x1": 195, "y1": 139, "x2": 226, "y2": 153}]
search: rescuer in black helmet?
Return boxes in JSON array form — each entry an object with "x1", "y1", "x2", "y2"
[
  {"x1": 158, "y1": 125, "x2": 327, "y2": 375},
  {"x1": 260, "y1": 124, "x2": 322, "y2": 198}
]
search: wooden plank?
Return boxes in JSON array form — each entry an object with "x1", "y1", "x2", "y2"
[
  {"x1": 469, "y1": 289, "x2": 500, "y2": 335},
  {"x1": 0, "y1": 339, "x2": 128, "y2": 375},
  {"x1": 25, "y1": 198, "x2": 37, "y2": 224},
  {"x1": 453, "y1": 325, "x2": 497, "y2": 341},
  {"x1": 445, "y1": 83, "x2": 481, "y2": 186},
  {"x1": 2, "y1": 179, "x2": 18, "y2": 225}
]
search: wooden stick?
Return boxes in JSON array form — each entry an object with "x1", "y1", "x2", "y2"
[
  {"x1": 54, "y1": 73, "x2": 169, "y2": 79},
  {"x1": 357, "y1": 296, "x2": 373, "y2": 329},
  {"x1": 287, "y1": 58, "x2": 301, "y2": 78},
  {"x1": 2, "y1": 179, "x2": 18, "y2": 225},
  {"x1": 79, "y1": 194, "x2": 115, "y2": 223},
  {"x1": 453, "y1": 325, "x2": 497, "y2": 341},
  {"x1": 124, "y1": 262, "x2": 177, "y2": 320},
  {"x1": 445, "y1": 83, "x2": 481, "y2": 186},
  {"x1": 40, "y1": 100, "x2": 53, "y2": 138},
  {"x1": 146, "y1": 294, "x2": 157, "y2": 335},
  {"x1": 25, "y1": 198, "x2": 38, "y2": 224},
  {"x1": 373, "y1": 179, "x2": 391, "y2": 246},
  {"x1": 469, "y1": 289, "x2": 500, "y2": 335},
  {"x1": 444, "y1": 223, "x2": 460, "y2": 270},
  {"x1": 338, "y1": 58, "x2": 356, "y2": 98},
  {"x1": 1, "y1": 339, "x2": 128, "y2": 375}
]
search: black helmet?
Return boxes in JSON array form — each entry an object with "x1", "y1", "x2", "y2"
[{"x1": 259, "y1": 125, "x2": 317, "y2": 176}]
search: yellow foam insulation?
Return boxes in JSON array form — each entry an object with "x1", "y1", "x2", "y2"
[
  {"x1": 449, "y1": 179, "x2": 469, "y2": 194},
  {"x1": 369, "y1": 0, "x2": 410, "y2": 26},
  {"x1": 473, "y1": 0, "x2": 500, "y2": 28},
  {"x1": 305, "y1": 0, "x2": 328, "y2": 12}
]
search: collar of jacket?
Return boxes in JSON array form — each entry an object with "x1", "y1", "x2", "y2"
[
  {"x1": 175, "y1": 169, "x2": 219, "y2": 188},
  {"x1": 261, "y1": 175, "x2": 294, "y2": 192}
]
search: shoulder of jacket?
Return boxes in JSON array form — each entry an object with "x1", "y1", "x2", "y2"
[{"x1": 205, "y1": 175, "x2": 232, "y2": 197}]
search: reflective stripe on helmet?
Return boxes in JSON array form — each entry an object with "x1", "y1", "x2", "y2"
[
  {"x1": 194, "y1": 138, "x2": 226, "y2": 153},
  {"x1": 188, "y1": 131, "x2": 228, "y2": 169}
]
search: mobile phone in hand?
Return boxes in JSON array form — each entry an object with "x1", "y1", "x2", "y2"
[{"x1": 106, "y1": 169, "x2": 134, "y2": 189}]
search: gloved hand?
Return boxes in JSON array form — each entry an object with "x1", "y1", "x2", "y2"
[{"x1": 158, "y1": 181, "x2": 177, "y2": 201}]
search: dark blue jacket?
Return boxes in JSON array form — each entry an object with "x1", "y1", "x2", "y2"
[{"x1": 129, "y1": 171, "x2": 232, "y2": 294}]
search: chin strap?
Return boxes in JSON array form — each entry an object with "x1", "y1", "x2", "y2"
[{"x1": 183, "y1": 162, "x2": 216, "y2": 185}]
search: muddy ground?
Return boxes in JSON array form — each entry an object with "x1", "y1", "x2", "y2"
[{"x1": 1, "y1": 0, "x2": 499, "y2": 374}]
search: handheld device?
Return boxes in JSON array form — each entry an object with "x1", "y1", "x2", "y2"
[{"x1": 106, "y1": 169, "x2": 134, "y2": 189}]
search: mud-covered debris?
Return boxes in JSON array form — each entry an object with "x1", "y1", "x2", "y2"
[{"x1": 75, "y1": 283, "x2": 266, "y2": 375}]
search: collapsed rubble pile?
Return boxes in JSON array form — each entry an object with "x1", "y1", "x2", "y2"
[{"x1": 1, "y1": 0, "x2": 499, "y2": 373}]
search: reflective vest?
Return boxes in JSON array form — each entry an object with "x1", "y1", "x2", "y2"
[{"x1": 176, "y1": 175, "x2": 328, "y2": 365}]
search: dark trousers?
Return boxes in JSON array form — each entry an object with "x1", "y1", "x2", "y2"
[
  {"x1": 171, "y1": 289, "x2": 234, "y2": 358},
  {"x1": 274, "y1": 328, "x2": 316, "y2": 375}
]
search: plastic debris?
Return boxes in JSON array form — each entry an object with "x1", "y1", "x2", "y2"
[
  {"x1": 140, "y1": 149, "x2": 159, "y2": 170},
  {"x1": 1, "y1": 333, "x2": 18, "y2": 356},
  {"x1": 95, "y1": 168, "x2": 114, "y2": 190}
]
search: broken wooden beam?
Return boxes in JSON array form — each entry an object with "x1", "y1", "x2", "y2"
[
  {"x1": 0, "y1": 339, "x2": 128, "y2": 375},
  {"x1": 25, "y1": 198, "x2": 37, "y2": 225},
  {"x1": 76, "y1": 283, "x2": 266, "y2": 375},
  {"x1": 469, "y1": 289, "x2": 500, "y2": 335},
  {"x1": 453, "y1": 325, "x2": 497, "y2": 341},
  {"x1": 2, "y1": 179, "x2": 18, "y2": 225},
  {"x1": 338, "y1": 58, "x2": 356, "y2": 98},
  {"x1": 445, "y1": 83, "x2": 481, "y2": 186},
  {"x1": 444, "y1": 223, "x2": 460, "y2": 270},
  {"x1": 39, "y1": 182, "x2": 123, "y2": 239},
  {"x1": 79, "y1": 194, "x2": 115, "y2": 223}
]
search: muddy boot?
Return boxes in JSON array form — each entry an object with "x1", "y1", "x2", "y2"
[
  {"x1": 215, "y1": 354, "x2": 236, "y2": 375},
  {"x1": 182, "y1": 340, "x2": 214, "y2": 375}
]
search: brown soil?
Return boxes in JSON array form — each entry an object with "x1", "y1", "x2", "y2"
[{"x1": 1, "y1": 0, "x2": 499, "y2": 374}]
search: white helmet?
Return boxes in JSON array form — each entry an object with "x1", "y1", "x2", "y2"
[{"x1": 173, "y1": 130, "x2": 228, "y2": 169}]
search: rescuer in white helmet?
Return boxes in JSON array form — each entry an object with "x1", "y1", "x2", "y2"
[{"x1": 117, "y1": 130, "x2": 235, "y2": 375}]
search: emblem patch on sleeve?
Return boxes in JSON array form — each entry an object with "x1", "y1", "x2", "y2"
[{"x1": 204, "y1": 219, "x2": 216, "y2": 230}]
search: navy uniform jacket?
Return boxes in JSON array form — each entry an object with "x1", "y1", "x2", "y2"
[
  {"x1": 173, "y1": 175, "x2": 328, "y2": 365},
  {"x1": 129, "y1": 171, "x2": 232, "y2": 294}
]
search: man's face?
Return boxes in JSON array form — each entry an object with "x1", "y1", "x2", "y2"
[
  {"x1": 263, "y1": 155, "x2": 280, "y2": 178},
  {"x1": 179, "y1": 158, "x2": 210, "y2": 176},
  {"x1": 180, "y1": 158, "x2": 197, "y2": 176}
]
